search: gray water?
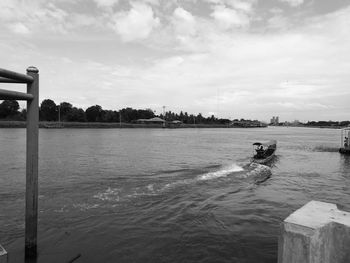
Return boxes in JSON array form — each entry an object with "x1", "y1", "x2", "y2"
[{"x1": 0, "y1": 127, "x2": 349, "y2": 263}]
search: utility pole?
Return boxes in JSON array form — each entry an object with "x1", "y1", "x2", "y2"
[
  {"x1": 162, "y1": 106, "x2": 166, "y2": 128},
  {"x1": 58, "y1": 104, "x2": 61, "y2": 123}
]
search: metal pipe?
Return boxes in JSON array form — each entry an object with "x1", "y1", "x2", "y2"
[
  {"x1": 25, "y1": 66, "x2": 39, "y2": 259},
  {"x1": 0, "y1": 77, "x2": 28, "y2": 83},
  {"x1": 0, "y1": 68, "x2": 34, "y2": 83},
  {"x1": 0, "y1": 88, "x2": 34, "y2": 100}
]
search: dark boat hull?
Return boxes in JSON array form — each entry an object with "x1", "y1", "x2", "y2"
[
  {"x1": 252, "y1": 150, "x2": 276, "y2": 165},
  {"x1": 252, "y1": 155, "x2": 275, "y2": 164},
  {"x1": 339, "y1": 148, "x2": 350, "y2": 154}
]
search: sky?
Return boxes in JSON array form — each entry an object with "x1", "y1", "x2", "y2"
[{"x1": 0, "y1": 0, "x2": 350, "y2": 122}]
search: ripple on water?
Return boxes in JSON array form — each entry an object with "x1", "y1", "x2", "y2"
[{"x1": 93, "y1": 187, "x2": 121, "y2": 202}]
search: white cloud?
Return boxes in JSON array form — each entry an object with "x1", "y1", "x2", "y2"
[
  {"x1": 226, "y1": 0, "x2": 254, "y2": 13},
  {"x1": 111, "y1": 2, "x2": 160, "y2": 42},
  {"x1": 142, "y1": 0, "x2": 160, "y2": 6},
  {"x1": 205, "y1": 0, "x2": 255, "y2": 12},
  {"x1": 0, "y1": 1, "x2": 70, "y2": 34},
  {"x1": 211, "y1": 5, "x2": 250, "y2": 29},
  {"x1": 172, "y1": 7, "x2": 196, "y2": 36},
  {"x1": 8, "y1": 22, "x2": 31, "y2": 35},
  {"x1": 68, "y1": 14, "x2": 99, "y2": 28},
  {"x1": 267, "y1": 14, "x2": 289, "y2": 30},
  {"x1": 279, "y1": 0, "x2": 304, "y2": 7},
  {"x1": 125, "y1": 6, "x2": 350, "y2": 119},
  {"x1": 93, "y1": 0, "x2": 119, "y2": 8}
]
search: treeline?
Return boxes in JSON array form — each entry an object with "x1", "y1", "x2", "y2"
[
  {"x1": 159, "y1": 111, "x2": 230, "y2": 124},
  {"x1": 0, "y1": 99, "x2": 230, "y2": 124},
  {"x1": 305, "y1": 120, "x2": 350, "y2": 127},
  {"x1": 0, "y1": 100, "x2": 26, "y2": 120}
]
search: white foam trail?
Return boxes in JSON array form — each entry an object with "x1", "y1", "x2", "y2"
[
  {"x1": 93, "y1": 187, "x2": 120, "y2": 201},
  {"x1": 198, "y1": 164, "x2": 244, "y2": 181},
  {"x1": 146, "y1": 184, "x2": 154, "y2": 192},
  {"x1": 244, "y1": 163, "x2": 272, "y2": 183}
]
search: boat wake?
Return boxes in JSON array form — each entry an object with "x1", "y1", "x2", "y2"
[
  {"x1": 161, "y1": 164, "x2": 244, "y2": 190},
  {"x1": 88, "y1": 162, "x2": 272, "y2": 211},
  {"x1": 198, "y1": 164, "x2": 244, "y2": 181},
  {"x1": 243, "y1": 163, "x2": 272, "y2": 184}
]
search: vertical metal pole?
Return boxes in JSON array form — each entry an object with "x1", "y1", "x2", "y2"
[
  {"x1": 341, "y1": 130, "x2": 343, "y2": 148},
  {"x1": 58, "y1": 104, "x2": 61, "y2": 123},
  {"x1": 25, "y1": 66, "x2": 39, "y2": 259}
]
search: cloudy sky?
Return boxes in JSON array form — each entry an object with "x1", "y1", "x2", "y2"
[{"x1": 0, "y1": 0, "x2": 349, "y2": 121}]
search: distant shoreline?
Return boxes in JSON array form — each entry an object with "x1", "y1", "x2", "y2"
[
  {"x1": 1, "y1": 121, "x2": 346, "y2": 129},
  {"x1": 0, "y1": 121, "x2": 268, "y2": 129}
]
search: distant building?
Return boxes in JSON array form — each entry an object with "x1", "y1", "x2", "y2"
[
  {"x1": 270, "y1": 116, "x2": 279, "y2": 125},
  {"x1": 283, "y1": 120, "x2": 303, "y2": 127},
  {"x1": 168, "y1": 120, "x2": 183, "y2": 128},
  {"x1": 230, "y1": 120, "x2": 267, "y2": 128},
  {"x1": 136, "y1": 117, "x2": 165, "y2": 124},
  {"x1": 171, "y1": 120, "x2": 182, "y2": 124}
]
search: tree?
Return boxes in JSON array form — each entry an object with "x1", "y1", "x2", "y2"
[
  {"x1": 85, "y1": 105, "x2": 103, "y2": 122},
  {"x1": 59, "y1": 102, "x2": 73, "y2": 121},
  {"x1": 196, "y1": 113, "x2": 204, "y2": 124},
  {"x1": 120, "y1": 107, "x2": 135, "y2": 122},
  {"x1": 67, "y1": 107, "x2": 85, "y2": 122},
  {"x1": 102, "y1": 110, "x2": 119, "y2": 122},
  {"x1": 137, "y1": 109, "x2": 154, "y2": 120},
  {"x1": 0, "y1": 100, "x2": 20, "y2": 118},
  {"x1": 40, "y1": 99, "x2": 57, "y2": 121}
]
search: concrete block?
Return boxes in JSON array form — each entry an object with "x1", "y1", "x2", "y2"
[
  {"x1": 0, "y1": 244, "x2": 8, "y2": 263},
  {"x1": 278, "y1": 200, "x2": 350, "y2": 263}
]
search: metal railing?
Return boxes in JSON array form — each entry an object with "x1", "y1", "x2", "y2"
[{"x1": 0, "y1": 67, "x2": 39, "y2": 259}]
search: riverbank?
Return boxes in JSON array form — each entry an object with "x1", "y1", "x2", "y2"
[{"x1": 0, "y1": 121, "x2": 267, "y2": 129}]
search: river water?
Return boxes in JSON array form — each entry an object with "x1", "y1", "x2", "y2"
[{"x1": 0, "y1": 127, "x2": 349, "y2": 263}]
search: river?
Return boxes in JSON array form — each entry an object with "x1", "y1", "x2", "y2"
[{"x1": 0, "y1": 127, "x2": 349, "y2": 262}]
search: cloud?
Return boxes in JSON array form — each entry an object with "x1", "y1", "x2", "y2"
[
  {"x1": 0, "y1": 1, "x2": 69, "y2": 34},
  {"x1": 225, "y1": 0, "x2": 254, "y2": 13},
  {"x1": 211, "y1": 5, "x2": 250, "y2": 29},
  {"x1": 172, "y1": 7, "x2": 196, "y2": 36},
  {"x1": 206, "y1": 0, "x2": 255, "y2": 30},
  {"x1": 67, "y1": 13, "x2": 99, "y2": 28},
  {"x1": 279, "y1": 0, "x2": 304, "y2": 7},
  {"x1": 93, "y1": 0, "x2": 119, "y2": 8},
  {"x1": 8, "y1": 22, "x2": 31, "y2": 35},
  {"x1": 110, "y1": 2, "x2": 160, "y2": 42},
  {"x1": 128, "y1": 6, "x2": 350, "y2": 119},
  {"x1": 142, "y1": 0, "x2": 160, "y2": 6},
  {"x1": 205, "y1": 0, "x2": 255, "y2": 13}
]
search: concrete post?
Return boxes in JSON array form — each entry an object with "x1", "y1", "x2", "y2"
[
  {"x1": 278, "y1": 200, "x2": 350, "y2": 263},
  {"x1": 0, "y1": 244, "x2": 8, "y2": 263}
]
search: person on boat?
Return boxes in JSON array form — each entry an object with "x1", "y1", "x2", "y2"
[
  {"x1": 256, "y1": 145, "x2": 265, "y2": 158},
  {"x1": 345, "y1": 137, "x2": 349, "y2": 147}
]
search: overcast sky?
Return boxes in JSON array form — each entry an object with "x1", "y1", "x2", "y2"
[{"x1": 0, "y1": 0, "x2": 349, "y2": 121}]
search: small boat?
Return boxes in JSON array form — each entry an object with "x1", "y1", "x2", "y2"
[
  {"x1": 339, "y1": 127, "x2": 350, "y2": 154},
  {"x1": 252, "y1": 140, "x2": 277, "y2": 164}
]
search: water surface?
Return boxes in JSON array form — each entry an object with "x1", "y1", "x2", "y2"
[{"x1": 0, "y1": 127, "x2": 349, "y2": 262}]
